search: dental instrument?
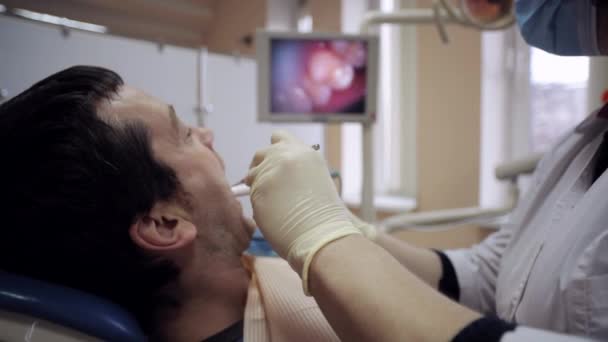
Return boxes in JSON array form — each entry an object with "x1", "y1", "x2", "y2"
[{"x1": 231, "y1": 183, "x2": 251, "y2": 197}]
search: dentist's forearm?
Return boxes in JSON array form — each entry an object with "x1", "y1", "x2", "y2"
[
  {"x1": 373, "y1": 232, "x2": 443, "y2": 289},
  {"x1": 308, "y1": 235, "x2": 480, "y2": 342}
]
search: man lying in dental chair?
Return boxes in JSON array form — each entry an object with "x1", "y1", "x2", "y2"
[{"x1": 0, "y1": 66, "x2": 338, "y2": 342}]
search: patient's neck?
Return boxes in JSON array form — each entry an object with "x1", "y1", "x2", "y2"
[{"x1": 163, "y1": 253, "x2": 250, "y2": 342}]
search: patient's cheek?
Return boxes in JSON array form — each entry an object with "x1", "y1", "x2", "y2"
[{"x1": 241, "y1": 215, "x2": 257, "y2": 237}]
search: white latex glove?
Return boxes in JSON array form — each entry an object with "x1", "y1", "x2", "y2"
[
  {"x1": 347, "y1": 210, "x2": 379, "y2": 241},
  {"x1": 246, "y1": 131, "x2": 361, "y2": 294}
]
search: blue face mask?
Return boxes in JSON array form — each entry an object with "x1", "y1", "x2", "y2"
[{"x1": 515, "y1": 0, "x2": 601, "y2": 56}]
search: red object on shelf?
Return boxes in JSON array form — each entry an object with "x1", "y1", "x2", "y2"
[{"x1": 602, "y1": 89, "x2": 608, "y2": 104}]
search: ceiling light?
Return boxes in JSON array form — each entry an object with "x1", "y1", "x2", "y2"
[{"x1": 13, "y1": 8, "x2": 107, "y2": 33}]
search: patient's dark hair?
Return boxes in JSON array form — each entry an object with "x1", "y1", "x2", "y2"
[{"x1": 0, "y1": 66, "x2": 179, "y2": 337}]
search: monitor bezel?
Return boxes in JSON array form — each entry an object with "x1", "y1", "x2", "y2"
[{"x1": 256, "y1": 30, "x2": 378, "y2": 123}]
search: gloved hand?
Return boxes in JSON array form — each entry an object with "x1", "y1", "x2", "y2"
[
  {"x1": 246, "y1": 131, "x2": 361, "y2": 294},
  {"x1": 347, "y1": 210, "x2": 379, "y2": 241}
]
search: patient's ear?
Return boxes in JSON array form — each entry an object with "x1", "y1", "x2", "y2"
[{"x1": 129, "y1": 202, "x2": 197, "y2": 252}]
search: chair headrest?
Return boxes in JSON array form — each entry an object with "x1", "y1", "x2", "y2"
[{"x1": 0, "y1": 271, "x2": 146, "y2": 342}]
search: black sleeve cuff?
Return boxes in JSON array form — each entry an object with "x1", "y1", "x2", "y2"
[
  {"x1": 433, "y1": 250, "x2": 460, "y2": 301},
  {"x1": 452, "y1": 316, "x2": 517, "y2": 342}
]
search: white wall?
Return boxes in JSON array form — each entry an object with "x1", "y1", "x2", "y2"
[
  {"x1": 0, "y1": 15, "x2": 323, "y2": 215},
  {"x1": 203, "y1": 53, "x2": 324, "y2": 215},
  {"x1": 0, "y1": 15, "x2": 199, "y2": 126}
]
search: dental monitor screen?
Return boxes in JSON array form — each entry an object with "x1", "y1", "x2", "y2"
[{"x1": 257, "y1": 31, "x2": 378, "y2": 123}]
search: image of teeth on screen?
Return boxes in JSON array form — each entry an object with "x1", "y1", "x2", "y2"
[{"x1": 270, "y1": 38, "x2": 368, "y2": 115}]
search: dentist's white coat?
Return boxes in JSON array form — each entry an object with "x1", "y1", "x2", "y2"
[{"x1": 446, "y1": 103, "x2": 608, "y2": 341}]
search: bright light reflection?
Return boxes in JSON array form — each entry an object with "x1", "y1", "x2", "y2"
[
  {"x1": 297, "y1": 14, "x2": 312, "y2": 33},
  {"x1": 0, "y1": 4, "x2": 6, "y2": 13},
  {"x1": 531, "y1": 47, "x2": 589, "y2": 85},
  {"x1": 13, "y1": 8, "x2": 107, "y2": 33}
]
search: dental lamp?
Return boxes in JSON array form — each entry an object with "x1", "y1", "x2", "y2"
[{"x1": 358, "y1": 0, "x2": 515, "y2": 222}]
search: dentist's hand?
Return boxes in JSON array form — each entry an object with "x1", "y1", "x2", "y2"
[
  {"x1": 246, "y1": 131, "x2": 360, "y2": 294},
  {"x1": 347, "y1": 210, "x2": 379, "y2": 241}
]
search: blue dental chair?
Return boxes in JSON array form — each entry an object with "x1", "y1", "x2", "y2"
[
  {"x1": 0, "y1": 234, "x2": 274, "y2": 341},
  {"x1": 0, "y1": 271, "x2": 146, "y2": 342}
]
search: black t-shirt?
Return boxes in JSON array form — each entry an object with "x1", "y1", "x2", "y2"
[{"x1": 201, "y1": 320, "x2": 243, "y2": 342}]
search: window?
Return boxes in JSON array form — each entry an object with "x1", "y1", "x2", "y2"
[
  {"x1": 341, "y1": 0, "x2": 417, "y2": 212},
  {"x1": 479, "y1": 28, "x2": 590, "y2": 208},
  {"x1": 529, "y1": 48, "x2": 589, "y2": 152}
]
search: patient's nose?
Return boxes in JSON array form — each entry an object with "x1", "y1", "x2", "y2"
[{"x1": 198, "y1": 127, "x2": 214, "y2": 149}]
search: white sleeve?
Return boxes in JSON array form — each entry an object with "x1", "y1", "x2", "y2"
[
  {"x1": 501, "y1": 327, "x2": 599, "y2": 342},
  {"x1": 453, "y1": 317, "x2": 598, "y2": 342},
  {"x1": 442, "y1": 140, "x2": 556, "y2": 314},
  {"x1": 564, "y1": 229, "x2": 608, "y2": 337},
  {"x1": 443, "y1": 226, "x2": 513, "y2": 314}
]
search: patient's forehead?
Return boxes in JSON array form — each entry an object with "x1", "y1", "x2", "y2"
[
  {"x1": 98, "y1": 85, "x2": 166, "y2": 120},
  {"x1": 97, "y1": 85, "x2": 176, "y2": 141}
]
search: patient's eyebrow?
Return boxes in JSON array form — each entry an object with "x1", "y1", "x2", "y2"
[{"x1": 168, "y1": 105, "x2": 179, "y2": 134}]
